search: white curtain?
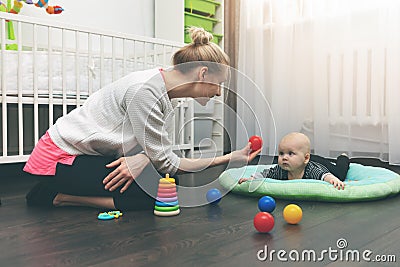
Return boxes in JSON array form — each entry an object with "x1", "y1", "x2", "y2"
[{"x1": 237, "y1": 0, "x2": 400, "y2": 164}]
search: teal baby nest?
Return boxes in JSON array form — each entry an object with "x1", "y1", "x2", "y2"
[{"x1": 218, "y1": 163, "x2": 400, "y2": 202}]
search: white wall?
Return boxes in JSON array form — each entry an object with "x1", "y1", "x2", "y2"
[{"x1": 18, "y1": 0, "x2": 154, "y2": 37}]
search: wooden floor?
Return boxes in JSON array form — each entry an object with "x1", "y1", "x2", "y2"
[{"x1": 0, "y1": 158, "x2": 399, "y2": 267}]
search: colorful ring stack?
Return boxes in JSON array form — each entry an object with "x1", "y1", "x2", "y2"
[{"x1": 154, "y1": 174, "x2": 180, "y2": 216}]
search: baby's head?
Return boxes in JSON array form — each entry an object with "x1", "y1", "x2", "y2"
[
  {"x1": 280, "y1": 132, "x2": 310, "y2": 153},
  {"x1": 277, "y1": 132, "x2": 311, "y2": 172}
]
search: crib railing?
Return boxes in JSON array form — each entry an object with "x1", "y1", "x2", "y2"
[{"x1": 0, "y1": 12, "x2": 194, "y2": 163}]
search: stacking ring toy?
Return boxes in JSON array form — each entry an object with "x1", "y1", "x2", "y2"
[
  {"x1": 156, "y1": 200, "x2": 179, "y2": 207},
  {"x1": 156, "y1": 196, "x2": 178, "y2": 202},
  {"x1": 158, "y1": 183, "x2": 176, "y2": 189},
  {"x1": 158, "y1": 188, "x2": 177, "y2": 194},
  {"x1": 154, "y1": 209, "x2": 180, "y2": 216},
  {"x1": 159, "y1": 178, "x2": 175, "y2": 184},
  {"x1": 157, "y1": 192, "x2": 177, "y2": 198},
  {"x1": 154, "y1": 205, "x2": 180, "y2": 212}
]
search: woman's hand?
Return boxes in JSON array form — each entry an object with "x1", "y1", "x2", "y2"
[
  {"x1": 103, "y1": 153, "x2": 150, "y2": 193},
  {"x1": 177, "y1": 142, "x2": 262, "y2": 174},
  {"x1": 229, "y1": 142, "x2": 261, "y2": 168}
]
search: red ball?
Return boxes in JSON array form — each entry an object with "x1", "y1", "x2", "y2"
[
  {"x1": 253, "y1": 212, "x2": 274, "y2": 233},
  {"x1": 249, "y1": 135, "x2": 263, "y2": 151}
]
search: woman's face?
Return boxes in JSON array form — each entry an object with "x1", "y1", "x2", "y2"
[{"x1": 194, "y1": 67, "x2": 228, "y2": 106}]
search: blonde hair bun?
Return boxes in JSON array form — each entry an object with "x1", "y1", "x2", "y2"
[{"x1": 188, "y1": 26, "x2": 213, "y2": 45}]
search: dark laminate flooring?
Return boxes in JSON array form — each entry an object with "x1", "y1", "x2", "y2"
[{"x1": 0, "y1": 157, "x2": 399, "y2": 267}]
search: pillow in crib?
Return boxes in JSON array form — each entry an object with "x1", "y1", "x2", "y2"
[{"x1": 218, "y1": 163, "x2": 400, "y2": 202}]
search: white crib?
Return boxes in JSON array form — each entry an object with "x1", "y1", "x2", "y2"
[{"x1": 0, "y1": 12, "x2": 195, "y2": 163}]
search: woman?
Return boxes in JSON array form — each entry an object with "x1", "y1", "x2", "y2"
[{"x1": 24, "y1": 27, "x2": 260, "y2": 211}]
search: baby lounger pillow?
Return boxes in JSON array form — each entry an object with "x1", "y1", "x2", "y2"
[{"x1": 218, "y1": 163, "x2": 400, "y2": 202}]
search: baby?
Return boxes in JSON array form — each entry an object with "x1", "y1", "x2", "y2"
[{"x1": 239, "y1": 132, "x2": 348, "y2": 190}]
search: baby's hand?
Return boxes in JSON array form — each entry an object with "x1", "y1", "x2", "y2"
[
  {"x1": 324, "y1": 174, "x2": 345, "y2": 190},
  {"x1": 238, "y1": 176, "x2": 255, "y2": 184}
]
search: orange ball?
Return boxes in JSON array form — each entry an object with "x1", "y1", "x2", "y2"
[{"x1": 283, "y1": 204, "x2": 303, "y2": 224}]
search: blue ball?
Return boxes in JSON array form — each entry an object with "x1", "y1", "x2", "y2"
[
  {"x1": 206, "y1": 188, "x2": 222, "y2": 204},
  {"x1": 258, "y1": 196, "x2": 276, "y2": 212}
]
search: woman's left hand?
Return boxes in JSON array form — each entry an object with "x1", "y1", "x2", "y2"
[{"x1": 103, "y1": 153, "x2": 150, "y2": 193}]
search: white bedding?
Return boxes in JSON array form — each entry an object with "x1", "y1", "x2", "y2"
[{"x1": 1, "y1": 50, "x2": 146, "y2": 97}]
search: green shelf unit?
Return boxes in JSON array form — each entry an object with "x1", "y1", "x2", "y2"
[
  {"x1": 184, "y1": 0, "x2": 220, "y2": 16},
  {"x1": 184, "y1": 11, "x2": 219, "y2": 32},
  {"x1": 211, "y1": 32, "x2": 223, "y2": 44},
  {"x1": 155, "y1": 0, "x2": 224, "y2": 45}
]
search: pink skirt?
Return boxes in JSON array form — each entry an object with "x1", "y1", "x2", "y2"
[{"x1": 23, "y1": 131, "x2": 76, "y2": 176}]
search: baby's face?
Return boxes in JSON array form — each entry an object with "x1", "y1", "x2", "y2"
[{"x1": 277, "y1": 138, "x2": 308, "y2": 173}]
